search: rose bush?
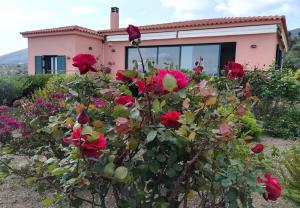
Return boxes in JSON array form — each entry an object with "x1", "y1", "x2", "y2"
[{"x1": 0, "y1": 25, "x2": 283, "y2": 208}]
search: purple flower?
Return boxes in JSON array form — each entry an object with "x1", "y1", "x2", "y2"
[
  {"x1": 0, "y1": 105, "x2": 8, "y2": 112},
  {"x1": 92, "y1": 98, "x2": 107, "y2": 108},
  {"x1": 36, "y1": 98, "x2": 44, "y2": 104}
]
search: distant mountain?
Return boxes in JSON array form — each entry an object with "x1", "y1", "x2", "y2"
[
  {"x1": 290, "y1": 28, "x2": 300, "y2": 39},
  {"x1": 0, "y1": 49, "x2": 28, "y2": 65}
]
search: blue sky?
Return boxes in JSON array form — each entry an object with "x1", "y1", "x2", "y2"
[{"x1": 1, "y1": 0, "x2": 300, "y2": 55}]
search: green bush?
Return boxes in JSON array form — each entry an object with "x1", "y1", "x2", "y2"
[
  {"x1": 264, "y1": 106, "x2": 300, "y2": 139},
  {"x1": 0, "y1": 74, "x2": 55, "y2": 105},
  {"x1": 281, "y1": 140, "x2": 300, "y2": 205},
  {"x1": 244, "y1": 67, "x2": 300, "y2": 139},
  {"x1": 0, "y1": 76, "x2": 28, "y2": 105}
]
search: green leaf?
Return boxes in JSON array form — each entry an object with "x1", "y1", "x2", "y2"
[
  {"x1": 68, "y1": 89, "x2": 78, "y2": 97},
  {"x1": 146, "y1": 130, "x2": 157, "y2": 143},
  {"x1": 166, "y1": 168, "x2": 176, "y2": 177},
  {"x1": 41, "y1": 198, "x2": 54, "y2": 206},
  {"x1": 88, "y1": 131, "x2": 100, "y2": 142},
  {"x1": 122, "y1": 70, "x2": 138, "y2": 78},
  {"x1": 51, "y1": 168, "x2": 66, "y2": 176},
  {"x1": 114, "y1": 166, "x2": 128, "y2": 180},
  {"x1": 25, "y1": 177, "x2": 37, "y2": 185},
  {"x1": 30, "y1": 117, "x2": 39, "y2": 126},
  {"x1": 103, "y1": 163, "x2": 115, "y2": 176},
  {"x1": 162, "y1": 74, "x2": 177, "y2": 92},
  {"x1": 48, "y1": 116, "x2": 58, "y2": 123},
  {"x1": 152, "y1": 99, "x2": 160, "y2": 113},
  {"x1": 130, "y1": 108, "x2": 140, "y2": 120},
  {"x1": 221, "y1": 178, "x2": 232, "y2": 188},
  {"x1": 112, "y1": 105, "x2": 130, "y2": 119},
  {"x1": 81, "y1": 126, "x2": 93, "y2": 135},
  {"x1": 156, "y1": 154, "x2": 166, "y2": 162},
  {"x1": 0, "y1": 146, "x2": 14, "y2": 155}
]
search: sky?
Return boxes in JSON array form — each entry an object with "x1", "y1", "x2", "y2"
[{"x1": 0, "y1": 0, "x2": 300, "y2": 55}]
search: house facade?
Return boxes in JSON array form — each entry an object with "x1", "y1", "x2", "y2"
[{"x1": 21, "y1": 7, "x2": 289, "y2": 75}]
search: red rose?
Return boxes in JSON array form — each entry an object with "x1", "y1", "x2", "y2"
[
  {"x1": 77, "y1": 110, "x2": 90, "y2": 124},
  {"x1": 251, "y1": 143, "x2": 264, "y2": 153},
  {"x1": 160, "y1": 111, "x2": 181, "y2": 128},
  {"x1": 63, "y1": 127, "x2": 106, "y2": 158},
  {"x1": 126, "y1": 25, "x2": 141, "y2": 41},
  {"x1": 136, "y1": 79, "x2": 154, "y2": 94},
  {"x1": 115, "y1": 95, "x2": 135, "y2": 107},
  {"x1": 72, "y1": 54, "x2": 97, "y2": 75},
  {"x1": 225, "y1": 62, "x2": 244, "y2": 79},
  {"x1": 153, "y1": 69, "x2": 189, "y2": 93},
  {"x1": 193, "y1": 66, "x2": 203, "y2": 75},
  {"x1": 258, "y1": 173, "x2": 281, "y2": 201}
]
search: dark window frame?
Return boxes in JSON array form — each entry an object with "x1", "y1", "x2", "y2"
[{"x1": 125, "y1": 42, "x2": 236, "y2": 74}]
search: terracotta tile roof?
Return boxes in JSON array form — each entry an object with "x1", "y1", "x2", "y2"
[
  {"x1": 21, "y1": 25, "x2": 102, "y2": 37},
  {"x1": 98, "y1": 15, "x2": 287, "y2": 34}
]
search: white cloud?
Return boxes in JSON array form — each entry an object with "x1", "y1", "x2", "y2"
[
  {"x1": 160, "y1": 0, "x2": 211, "y2": 19},
  {"x1": 215, "y1": 0, "x2": 295, "y2": 16},
  {"x1": 0, "y1": 6, "x2": 55, "y2": 30},
  {"x1": 120, "y1": 17, "x2": 136, "y2": 27},
  {"x1": 69, "y1": 5, "x2": 98, "y2": 14}
]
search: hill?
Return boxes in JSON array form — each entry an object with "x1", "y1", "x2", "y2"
[
  {"x1": 0, "y1": 49, "x2": 28, "y2": 65},
  {"x1": 290, "y1": 28, "x2": 300, "y2": 39}
]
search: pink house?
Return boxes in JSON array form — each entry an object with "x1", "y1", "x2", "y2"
[{"x1": 21, "y1": 7, "x2": 289, "y2": 75}]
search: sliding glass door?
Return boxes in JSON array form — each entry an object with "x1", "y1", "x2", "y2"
[{"x1": 126, "y1": 43, "x2": 236, "y2": 75}]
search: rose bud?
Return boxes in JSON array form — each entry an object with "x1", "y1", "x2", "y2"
[
  {"x1": 104, "y1": 67, "x2": 112, "y2": 74},
  {"x1": 126, "y1": 25, "x2": 141, "y2": 42},
  {"x1": 77, "y1": 110, "x2": 90, "y2": 124},
  {"x1": 251, "y1": 143, "x2": 264, "y2": 153}
]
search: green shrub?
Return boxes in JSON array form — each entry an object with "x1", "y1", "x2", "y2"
[
  {"x1": 21, "y1": 74, "x2": 54, "y2": 98},
  {"x1": 281, "y1": 140, "x2": 300, "y2": 205},
  {"x1": 0, "y1": 74, "x2": 57, "y2": 105},
  {"x1": 264, "y1": 106, "x2": 300, "y2": 139},
  {"x1": 244, "y1": 67, "x2": 300, "y2": 139},
  {"x1": 241, "y1": 113, "x2": 262, "y2": 139},
  {"x1": 0, "y1": 76, "x2": 28, "y2": 105}
]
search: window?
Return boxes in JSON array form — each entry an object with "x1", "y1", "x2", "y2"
[
  {"x1": 181, "y1": 45, "x2": 220, "y2": 75},
  {"x1": 158, "y1": 46, "x2": 180, "y2": 69},
  {"x1": 126, "y1": 42, "x2": 236, "y2": 75},
  {"x1": 127, "y1": 47, "x2": 157, "y2": 71},
  {"x1": 35, "y1": 55, "x2": 66, "y2": 74}
]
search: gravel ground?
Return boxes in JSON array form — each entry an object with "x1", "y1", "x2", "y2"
[{"x1": 0, "y1": 135, "x2": 298, "y2": 208}]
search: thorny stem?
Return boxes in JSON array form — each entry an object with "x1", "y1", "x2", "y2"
[{"x1": 137, "y1": 46, "x2": 154, "y2": 124}]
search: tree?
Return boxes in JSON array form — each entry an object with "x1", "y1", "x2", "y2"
[{"x1": 285, "y1": 35, "x2": 300, "y2": 69}]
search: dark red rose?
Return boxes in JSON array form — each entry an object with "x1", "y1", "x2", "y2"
[
  {"x1": 251, "y1": 143, "x2": 264, "y2": 153},
  {"x1": 77, "y1": 110, "x2": 90, "y2": 124},
  {"x1": 63, "y1": 127, "x2": 106, "y2": 158},
  {"x1": 225, "y1": 62, "x2": 244, "y2": 79},
  {"x1": 126, "y1": 25, "x2": 141, "y2": 41},
  {"x1": 258, "y1": 173, "x2": 281, "y2": 201},
  {"x1": 193, "y1": 66, "x2": 203, "y2": 75},
  {"x1": 72, "y1": 54, "x2": 97, "y2": 75},
  {"x1": 115, "y1": 95, "x2": 135, "y2": 107},
  {"x1": 160, "y1": 111, "x2": 181, "y2": 128}
]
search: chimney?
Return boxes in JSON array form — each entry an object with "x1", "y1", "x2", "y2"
[{"x1": 110, "y1": 7, "x2": 119, "y2": 29}]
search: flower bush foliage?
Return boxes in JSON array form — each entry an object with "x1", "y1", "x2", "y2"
[{"x1": 0, "y1": 25, "x2": 283, "y2": 207}]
